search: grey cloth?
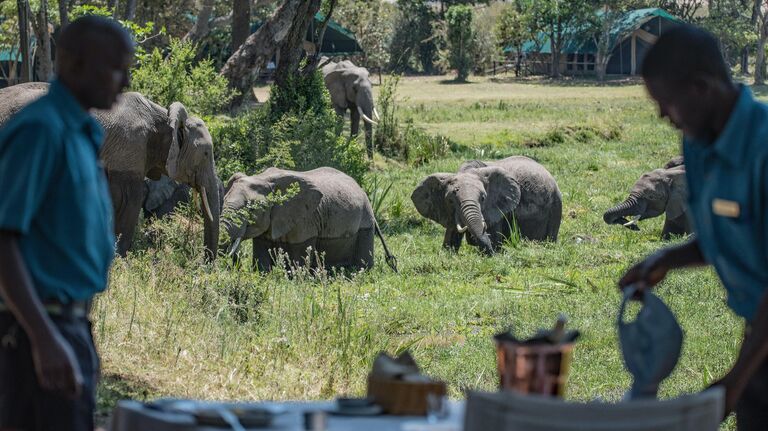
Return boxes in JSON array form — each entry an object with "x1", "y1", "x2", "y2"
[
  {"x1": 618, "y1": 287, "x2": 683, "y2": 399},
  {"x1": 463, "y1": 388, "x2": 724, "y2": 431}
]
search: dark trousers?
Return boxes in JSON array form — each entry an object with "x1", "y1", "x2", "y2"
[
  {"x1": 736, "y1": 324, "x2": 768, "y2": 431},
  {"x1": 0, "y1": 312, "x2": 99, "y2": 431}
]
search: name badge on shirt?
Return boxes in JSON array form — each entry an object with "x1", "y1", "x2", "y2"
[{"x1": 712, "y1": 199, "x2": 740, "y2": 218}]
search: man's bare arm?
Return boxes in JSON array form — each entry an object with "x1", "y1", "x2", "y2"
[{"x1": 0, "y1": 230, "x2": 82, "y2": 396}]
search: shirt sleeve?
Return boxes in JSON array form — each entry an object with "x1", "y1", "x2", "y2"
[{"x1": 0, "y1": 121, "x2": 61, "y2": 235}]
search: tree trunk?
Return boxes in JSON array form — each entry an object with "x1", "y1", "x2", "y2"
[
  {"x1": 220, "y1": 0, "x2": 319, "y2": 107},
  {"x1": 273, "y1": 0, "x2": 321, "y2": 88},
  {"x1": 123, "y1": 0, "x2": 136, "y2": 21},
  {"x1": 17, "y1": 0, "x2": 32, "y2": 83},
  {"x1": 183, "y1": 0, "x2": 214, "y2": 43},
  {"x1": 741, "y1": 47, "x2": 750, "y2": 75},
  {"x1": 110, "y1": 0, "x2": 120, "y2": 19},
  {"x1": 755, "y1": 31, "x2": 768, "y2": 84},
  {"x1": 58, "y1": 0, "x2": 68, "y2": 28},
  {"x1": 31, "y1": 0, "x2": 53, "y2": 82},
  {"x1": 232, "y1": 0, "x2": 251, "y2": 52}
]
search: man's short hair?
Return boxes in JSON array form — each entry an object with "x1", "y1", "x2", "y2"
[
  {"x1": 641, "y1": 25, "x2": 730, "y2": 85},
  {"x1": 57, "y1": 15, "x2": 134, "y2": 63}
]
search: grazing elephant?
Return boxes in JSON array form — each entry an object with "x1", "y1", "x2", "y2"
[
  {"x1": 603, "y1": 165, "x2": 690, "y2": 239},
  {"x1": 221, "y1": 167, "x2": 396, "y2": 272},
  {"x1": 321, "y1": 59, "x2": 379, "y2": 157},
  {"x1": 143, "y1": 175, "x2": 225, "y2": 220},
  {"x1": 0, "y1": 83, "x2": 221, "y2": 259},
  {"x1": 411, "y1": 156, "x2": 562, "y2": 255}
]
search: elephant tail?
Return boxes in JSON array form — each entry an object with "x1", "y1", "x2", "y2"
[{"x1": 375, "y1": 221, "x2": 398, "y2": 273}]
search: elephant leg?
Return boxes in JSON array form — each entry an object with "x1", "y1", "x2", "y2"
[
  {"x1": 354, "y1": 228, "x2": 375, "y2": 270},
  {"x1": 349, "y1": 103, "x2": 361, "y2": 138},
  {"x1": 252, "y1": 238, "x2": 273, "y2": 272},
  {"x1": 442, "y1": 228, "x2": 463, "y2": 252},
  {"x1": 662, "y1": 215, "x2": 689, "y2": 240},
  {"x1": 108, "y1": 172, "x2": 144, "y2": 257}
]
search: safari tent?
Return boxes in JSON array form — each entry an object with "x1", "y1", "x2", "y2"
[{"x1": 515, "y1": 8, "x2": 683, "y2": 76}]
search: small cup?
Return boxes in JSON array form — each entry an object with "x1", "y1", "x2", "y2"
[{"x1": 303, "y1": 410, "x2": 327, "y2": 431}]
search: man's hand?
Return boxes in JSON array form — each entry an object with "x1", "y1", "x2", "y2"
[
  {"x1": 619, "y1": 249, "x2": 671, "y2": 293},
  {"x1": 30, "y1": 331, "x2": 83, "y2": 397}
]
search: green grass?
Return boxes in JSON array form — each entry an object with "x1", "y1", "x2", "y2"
[{"x1": 96, "y1": 75, "x2": 742, "y2": 428}]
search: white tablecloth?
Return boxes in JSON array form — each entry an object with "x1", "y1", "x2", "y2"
[{"x1": 109, "y1": 400, "x2": 465, "y2": 431}]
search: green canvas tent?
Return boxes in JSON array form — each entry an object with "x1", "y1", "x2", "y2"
[{"x1": 510, "y1": 8, "x2": 683, "y2": 76}]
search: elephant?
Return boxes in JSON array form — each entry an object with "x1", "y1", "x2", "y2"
[
  {"x1": 321, "y1": 59, "x2": 379, "y2": 157},
  {"x1": 143, "y1": 175, "x2": 225, "y2": 221},
  {"x1": 411, "y1": 156, "x2": 562, "y2": 255},
  {"x1": 603, "y1": 165, "x2": 690, "y2": 240},
  {"x1": 0, "y1": 83, "x2": 221, "y2": 259},
  {"x1": 663, "y1": 155, "x2": 684, "y2": 169},
  {"x1": 221, "y1": 167, "x2": 396, "y2": 272}
]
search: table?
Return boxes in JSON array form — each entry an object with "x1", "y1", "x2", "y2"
[{"x1": 109, "y1": 400, "x2": 465, "y2": 431}]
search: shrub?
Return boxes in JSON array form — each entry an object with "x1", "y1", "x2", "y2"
[
  {"x1": 130, "y1": 38, "x2": 237, "y2": 116},
  {"x1": 446, "y1": 5, "x2": 475, "y2": 82},
  {"x1": 209, "y1": 70, "x2": 368, "y2": 184}
]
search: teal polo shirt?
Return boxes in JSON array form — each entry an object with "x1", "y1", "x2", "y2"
[
  {"x1": 0, "y1": 80, "x2": 115, "y2": 304},
  {"x1": 683, "y1": 85, "x2": 768, "y2": 322}
]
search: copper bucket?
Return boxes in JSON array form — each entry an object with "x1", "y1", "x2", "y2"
[{"x1": 495, "y1": 340, "x2": 574, "y2": 397}]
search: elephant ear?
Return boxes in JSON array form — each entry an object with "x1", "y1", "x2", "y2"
[
  {"x1": 666, "y1": 167, "x2": 688, "y2": 220},
  {"x1": 225, "y1": 172, "x2": 247, "y2": 194},
  {"x1": 269, "y1": 179, "x2": 323, "y2": 240},
  {"x1": 144, "y1": 176, "x2": 177, "y2": 212},
  {"x1": 477, "y1": 167, "x2": 521, "y2": 226},
  {"x1": 166, "y1": 102, "x2": 188, "y2": 181},
  {"x1": 411, "y1": 174, "x2": 453, "y2": 227},
  {"x1": 458, "y1": 160, "x2": 488, "y2": 172}
]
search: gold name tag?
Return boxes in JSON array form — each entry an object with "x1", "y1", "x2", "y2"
[{"x1": 712, "y1": 199, "x2": 740, "y2": 218}]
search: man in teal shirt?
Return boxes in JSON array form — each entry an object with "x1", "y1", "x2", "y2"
[
  {"x1": 0, "y1": 17, "x2": 133, "y2": 430},
  {"x1": 621, "y1": 26, "x2": 768, "y2": 429}
]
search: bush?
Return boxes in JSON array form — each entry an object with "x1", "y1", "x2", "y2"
[
  {"x1": 130, "y1": 38, "x2": 237, "y2": 116},
  {"x1": 209, "y1": 70, "x2": 368, "y2": 184},
  {"x1": 446, "y1": 5, "x2": 475, "y2": 82}
]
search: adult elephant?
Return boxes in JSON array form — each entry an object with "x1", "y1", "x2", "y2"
[
  {"x1": 0, "y1": 83, "x2": 220, "y2": 259},
  {"x1": 321, "y1": 59, "x2": 379, "y2": 157},
  {"x1": 411, "y1": 156, "x2": 562, "y2": 255},
  {"x1": 221, "y1": 167, "x2": 396, "y2": 272},
  {"x1": 603, "y1": 165, "x2": 689, "y2": 240}
]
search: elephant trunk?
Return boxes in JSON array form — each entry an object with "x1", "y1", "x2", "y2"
[
  {"x1": 460, "y1": 200, "x2": 493, "y2": 255},
  {"x1": 603, "y1": 194, "x2": 647, "y2": 231},
  {"x1": 199, "y1": 174, "x2": 221, "y2": 262},
  {"x1": 220, "y1": 215, "x2": 244, "y2": 259}
]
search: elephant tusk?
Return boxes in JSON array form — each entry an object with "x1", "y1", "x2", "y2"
[
  {"x1": 373, "y1": 107, "x2": 381, "y2": 121},
  {"x1": 456, "y1": 224, "x2": 469, "y2": 234},
  {"x1": 623, "y1": 214, "x2": 642, "y2": 227},
  {"x1": 200, "y1": 187, "x2": 214, "y2": 222},
  {"x1": 358, "y1": 106, "x2": 378, "y2": 126},
  {"x1": 228, "y1": 237, "x2": 242, "y2": 257}
]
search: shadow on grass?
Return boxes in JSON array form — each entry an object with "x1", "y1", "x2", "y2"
[
  {"x1": 438, "y1": 79, "x2": 473, "y2": 85},
  {"x1": 96, "y1": 372, "x2": 157, "y2": 427},
  {"x1": 488, "y1": 75, "x2": 643, "y2": 87}
]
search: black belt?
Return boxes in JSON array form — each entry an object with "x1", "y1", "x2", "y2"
[{"x1": 0, "y1": 300, "x2": 90, "y2": 318}]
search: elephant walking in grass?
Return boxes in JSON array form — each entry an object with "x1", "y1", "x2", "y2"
[
  {"x1": 221, "y1": 167, "x2": 396, "y2": 272},
  {"x1": 0, "y1": 83, "x2": 221, "y2": 259},
  {"x1": 321, "y1": 59, "x2": 379, "y2": 157},
  {"x1": 412, "y1": 156, "x2": 562, "y2": 255},
  {"x1": 603, "y1": 164, "x2": 690, "y2": 240}
]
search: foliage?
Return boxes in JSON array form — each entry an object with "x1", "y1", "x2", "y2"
[
  {"x1": 389, "y1": 0, "x2": 440, "y2": 74},
  {"x1": 69, "y1": 5, "x2": 163, "y2": 58},
  {"x1": 698, "y1": 0, "x2": 755, "y2": 69},
  {"x1": 373, "y1": 75, "x2": 457, "y2": 165},
  {"x1": 445, "y1": 5, "x2": 474, "y2": 81},
  {"x1": 472, "y1": 3, "x2": 504, "y2": 75},
  {"x1": 333, "y1": 0, "x2": 396, "y2": 70},
  {"x1": 210, "y1": 70, "x2": 368, "y2": 184},
  {"x1": 130, "y1": 38, "x2": 236, "y2": 116},
  {"x1": 527, "y1": 0, "x2": 592, "y2": 78}
]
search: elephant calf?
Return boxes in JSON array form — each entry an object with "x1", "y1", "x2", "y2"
[
  {"x1": 603, "y1": 164, "x2": 690, "y2": 239},
  {"x1": 143, "y1": 175, "x2": 225, "y2": 220},
  {"x1": 221, "y1": 167, "x2": 391, "y2": 272},
  {"x1": 412, "y1": 156, "x2": 562, "y2": 255}
]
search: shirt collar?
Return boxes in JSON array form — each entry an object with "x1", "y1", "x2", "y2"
[
  {"x1": 48, "y1": 79, "x2": 105, "y2": 148},
  {"x1": 686, "y1": 84, "x2": 753, "y2": 166}
]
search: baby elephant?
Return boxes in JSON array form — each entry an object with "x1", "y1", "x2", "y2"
[
  {"x1": 412, "y1": 156, "x2": 562, "y2": 255},
  {"x1": 603, "y1": 164, "x2": 690, "y2": 239},
  {"x1": 221, "y1": 167, "x2": 393, "y2": 272}
]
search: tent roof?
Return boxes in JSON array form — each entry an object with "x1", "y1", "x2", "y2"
[{"x1": 512, "y1": 8, "x2": 682, "y2": 55}]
